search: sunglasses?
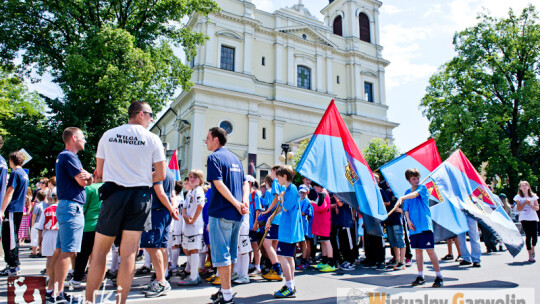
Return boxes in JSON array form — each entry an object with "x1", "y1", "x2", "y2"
[{"x1": 142, "y1": 111, "x2": 153, "y2": 118}]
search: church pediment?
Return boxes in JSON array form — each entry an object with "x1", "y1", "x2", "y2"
[{"x1": 276, "y1": 25, "x2": 336, "y2": 48}]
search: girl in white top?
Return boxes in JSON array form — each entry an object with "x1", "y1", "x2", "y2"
[
  {"x1": 514, "y1": 181, "x2": 539, "y2": 262},
  {"x1": 178, "y1": 169, "x2": 206, "y2": 285}
]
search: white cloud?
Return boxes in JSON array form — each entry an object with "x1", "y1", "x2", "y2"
[
  {"x1": 380, "y1": 24, "x2": 437, "y2": 88},
  {"x1": 381, "y1": 4, "x2": 402, "y2": 15},
  {"x1": 423, "y1": 4, "x2": 442, "y2": 18}
]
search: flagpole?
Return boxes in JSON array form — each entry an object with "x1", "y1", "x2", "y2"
[{"x1": 257, "y1": 200, "x2": 282, "y2": 251}]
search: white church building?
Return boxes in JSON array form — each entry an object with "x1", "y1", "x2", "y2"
[{"x1": 151, "y1": 0, "x2": 398, "y2": 182}]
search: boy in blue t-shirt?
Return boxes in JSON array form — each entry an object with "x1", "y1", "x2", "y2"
[
  {"x1": 397, "y1": 168, "x2": 443, "y2": 287},
  {"x1": 260, "y1": 165, "x2": 284, "y2": 281},
  {"x1": 273, "y1": 166, "x2": 303, "y2": 298},
  {"x1": 296, "y1": 185, "x2": 313, "y2": 270}
]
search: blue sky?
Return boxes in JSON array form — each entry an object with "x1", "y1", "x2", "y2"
[{"x1": 26, "y1": 0, "x2": 532, "y2": 152}]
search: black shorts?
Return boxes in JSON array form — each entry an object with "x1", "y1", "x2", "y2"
[
  {"x1": 266, "y1": 224, "x2": 279, "y2": 240},
  {"x1": 249, "y1": 230, "x2": 258, "y2": 243},
  {"x1": 95, "y1": 186, "x2": 152, "y2": 238},
  {"x1": 277, "y1": 242, "x2": 297, "y2": 257},
  {"x1": 318, "y1": 236, "x2": 330, "y2": 241},
  {"x1": 410, "y1": 230, "x2": 435, "y2": 249}
]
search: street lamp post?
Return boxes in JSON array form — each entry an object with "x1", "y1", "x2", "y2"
[{"x1": 280, "y1": 143, "x2": 294, "y2": 165}]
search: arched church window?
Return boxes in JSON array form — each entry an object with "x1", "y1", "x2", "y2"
[
  {"x1": 219, "y1": 120, "x2": 233, "y2": 134},
  {"x1": 359, "y1": 13, "x2": 371, "y2": 43},
  {"x1": 333, "y1": 15, "x2": 343, "y2": 36},
  {"x1": 297, "y1": 66, "x2": 311, "y2": 90}
]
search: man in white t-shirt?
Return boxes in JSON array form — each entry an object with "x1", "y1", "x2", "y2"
[{"x1": 85, "y1": 101, "x2": 166, "y2": 304}]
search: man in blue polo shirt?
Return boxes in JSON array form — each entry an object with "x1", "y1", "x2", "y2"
[
  {"x1": 48, "y1": 127, "x2": 92, "y2": 303},
  {"x1": 0, "y1": 151, "x2": 29, "y2": 276},
  {"x1": 206, "y1": 127, "x2": 249, "y2": 304},
  {"x1": 0, "y1": 136, "x2": 7, "y2": 220}
]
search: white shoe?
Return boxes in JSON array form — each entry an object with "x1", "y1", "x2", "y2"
[
  {"x1": 64, "y1": 279, "x2": 82, "y2": 289},
  {"x1": 233, "y1": 276, "x2": 250, "y2": 284}
]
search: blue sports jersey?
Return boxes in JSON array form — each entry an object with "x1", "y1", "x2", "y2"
[
  {"x1": 270, "y1": 179, "x2": 284, "y2": 225},
  {"x1": 0, "y1": 155, "x2": 7, "y2": 210},
  {"x1": 151, "y1": 168, "x2": 174, "y2": 209},
  {"x1": 402, "y1": 184, "x2": 432, "y2": 235},
  {"x1": 207, "y1": 147, "x2": 246, "y2": 221},
  {"x1": 299, "y1": 197, "x2": 313, "y2": 238},
  {"x1": 249, "y1": 190, "x2": 262, "y2": 229},
  {"x1": 5, "y1": 167, "x2": 29, "y2": 213},
  {"x1": 278, "y1": 183, "x2": 304, "y2": 243},
  {"x1": 56, "y1": 150, "x2": 86, "y2": 204}
]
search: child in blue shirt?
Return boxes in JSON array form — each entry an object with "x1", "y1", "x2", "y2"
[
  {"x1": 296, "y1": 185, "x2": 313, "y2": 270},
  {"x1": 260, "y1": 165, "x2": 284, "y2": 281},
  {"x1": 273, "y1": 165, "x2": 303, "y2": 298},
  {"x1": 397, "y1": 168, "x2": 443, "y2": 288}
]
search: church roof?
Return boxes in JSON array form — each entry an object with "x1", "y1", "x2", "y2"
[{"x1": 280, "y1": 0, "x2": 318, "y2": 21}]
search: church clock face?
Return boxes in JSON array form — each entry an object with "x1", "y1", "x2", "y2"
[{"x1": 219, "y1": 120, "x2": 233, "y2": 134}]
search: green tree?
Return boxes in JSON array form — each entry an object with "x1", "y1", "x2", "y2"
[
  {"x1": 421, "y1": 5, "x2": 540, "y2": 193},
  {"x1": 362, "y1": 138, "x2": 400, "y2": 170},
  {"x1": 0, "y1": 0, "x2": 219, "y2": 169},
  {"x1": 0, "y1": 67, "x2": 55, "y2": 178}
]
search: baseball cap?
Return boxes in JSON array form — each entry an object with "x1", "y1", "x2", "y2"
[
  {"x1": 245, "y1": 175, "x2": 256, "y2": 183},
  {"x1": 299, "y1": 185, "x2": 308, "y2": 193}
]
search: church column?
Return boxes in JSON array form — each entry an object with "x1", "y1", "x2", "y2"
[
  {"x1": 275, "y1": 39, "x2": 284, "y2": 84},
  {"x1": 373, "y1": 9, "x2": 381, "y2": 46},
  {"x1": 243, "y1": 28, "x2": 253, "y2": 74},
  {"x1": 316, "y1": 52, "x2": 324, "y2": 92},
  {"x1": 189, "y1": 106, "x2": 207, "y2": 170},
  {"x1": 287, "y1": 46, "x2": 295, "y2": 86},
  {"x1": 353, "y1": 63, "x2": 361, "y2": 99},
  {"x1": 205, "y1": 22, "x2": 216, "y2": 66},
  {"x1": 273, "y1": 120, "x2": 284, "y2": 165},
  {"x1": 247, "y1": 114, "x2": 258, "y2": 154},
  {"x1": 326, "y1": 52, "x2": 333, "y2": 95},
  {"x1": 378, "y1": 68, "x2": 386, "y2": 105}
]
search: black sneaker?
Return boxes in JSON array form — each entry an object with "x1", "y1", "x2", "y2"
[
  {"x1": 211, "y1": 289, "x2": 222, "y2": 301},
  {"x1": 135, "y1": 266, "x2": 152, "y2": 275},
  {"x1": 441, "y1": 254, "x2": 454, "y2": 261},
  {"x1": 411, "y1": 276, "x2": 426, "y2": 286},
  {"x1": 432, "y1": 276, "x2": 444, "y2": 288},
  {"x1": 375, "y1": 263, "x2": 386, "y2": 270},
  {"x1": 459, "y1": 260, "x2": 472, "y2": 266},
  {"x1": 472, "y1": 262, "x2": 481, "y2": 268}
]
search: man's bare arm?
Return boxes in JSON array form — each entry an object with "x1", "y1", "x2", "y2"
[{"x1": 152, "y1": 161, "x2": 166, "y2": 183}]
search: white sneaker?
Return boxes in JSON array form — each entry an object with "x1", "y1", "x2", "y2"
[
  {"x1": 233, "y1": 275, "x2": 250, "y2": 284},
  {"x1": 64, "y1": 279, "x2": 82, "y2": 289}
]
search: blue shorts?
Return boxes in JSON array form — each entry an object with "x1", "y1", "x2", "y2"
[
  {"x1": 203, "y1": 224, "x2": 210, "y2": 246},
  {"x1": 140, "y1": 209, "x2": 171, "y2": 248},
  {"x1": 56, "y1": 200, "x2": 84, "y2": 253},
  {"x1": 249, "y1": 230, "x2": 258, "y2": 243},
  {"x1": 208, "y1": 216, "x2": 241, "y2": 267},
  {"x1": 386, "y1": 225, "x2": 405, "y2": 248},
  {"x1": 410, "y1": 230, "x2": 435, "y2": 249},
  {"x1": 277, "y1": 242, "x2": 296, "y2": 257},
  {"x1": 266, "y1": 224, "x2": 279, "y2": 240}
]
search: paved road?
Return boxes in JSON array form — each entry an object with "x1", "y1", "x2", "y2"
[{"x1": 1, "y1": 242, "x2": 539, "y2": 303}]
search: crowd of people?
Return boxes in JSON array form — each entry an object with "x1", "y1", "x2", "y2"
[{"x1": 0, "y1": 101, "x2": 538, "y2": 304}]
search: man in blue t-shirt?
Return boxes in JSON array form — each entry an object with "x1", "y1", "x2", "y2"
[
  {"x1": 48, "y1": 127, "x2": 93, "y2": 301},
  {"x1": 140, "y1": 167, "x2": 179, "y2": 297},
  {"x1": 0, "y1": 136, "x2": 7, "y2": 221},
  {"x1": 206, "y1": 127, "x2": 249, "y2": 304},
  {"x1": 0, "y1": 151, "x2": 29, "y2": 275}
]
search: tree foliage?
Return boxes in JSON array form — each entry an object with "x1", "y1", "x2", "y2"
[
  {"x1": 0, "y1": 67, "x2": 55, "y2": 178},
  {"x1": 362, "y1": 138, "x2": 400, "y2": 170},
  {"x1": 421, "y1": 5, "x2": 540, "y2": 193},
  {"x1": 0, "y1": 0, "x2": 219, "y2": 170}
]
